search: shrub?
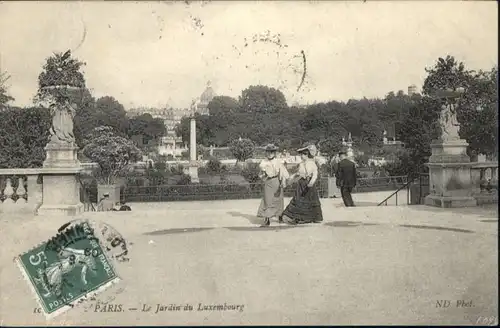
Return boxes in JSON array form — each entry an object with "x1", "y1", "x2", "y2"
[
  {"x1": 206, "y1": 158, "x2": 223, "y2": 174},
  {"x1": 241, "y1": 163, "x2": 260, "y2": 184},
  {"x1": 176, "y1": 173, "x2": 192, "y2": 185}
]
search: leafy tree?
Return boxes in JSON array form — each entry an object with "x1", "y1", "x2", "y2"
[
  {"x1": 423, "y1": 56, "x2": 498, "y2": 157},
  {"x1": 128, "y1": 113, "x2": 166, "y2": 148},
  {"x1": 0, "y1": 107, "x2": 51, "y2": 168},
  {"x1": 175, "y1": 113, "x2": 214, "y2": 147},
  {"x1": 229, "y1": 138, "x2": 255, "y2": 163},
  {"x1": 398, "y1": 97, "x2": 441, "y2": 175},
  {"x1": 82, "y1": 126, "x2": 142, "y2": 184},
  {"x1": 458, "y1": 68, "x2": 498, "y2": 157},
  {"x1": 207, "y1": 96, "x2": 239, "y2": 145},
  {"x1": 94, "y1": 96, "x2": 129, "y2": 135},
  {"x1": 73, "y1": 88, "x2": 97, "y2": 147},
  {"x1": 239, "y1": 85, "x2": 288, "y2": 113},
  {"x1": 318, "y1": 136, "x2": 342, "y2": 162},
  {"x1": 422, "y1": 55, "x2": 472, "y2": 97},
  {"x1": 0, "y1": 71, "x2": 14, "y2": 108}
]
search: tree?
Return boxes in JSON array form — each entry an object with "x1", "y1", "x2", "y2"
[
  {"x1": 422, "y1": 56, "x2": 473, "y2": 97},
  {"x1": 128, "y1": 113, "x2": 166, "y2": 148},
  {"x1": 175, "y1": 113, "x2": 215, "y2": 147},
  {"x1": 207, "y1": 96, "x2": 240, "y2": 145},
  {"x1": 0, "y1": 107, "x2": 51, "y2": 168},
  {"x1": 239, "y1": 85, "x2": 288, "y2": 113},
  {"x1": 458, "y1": 68, "x2": 498, "y2": 157},
  {"x1": 73, "y1": 88, "x2": 97, "y2": 147},
  {"x1": 0, "y1": 71, "x2": 14, "y2": 108},
  {"x1": 229, "y1": 138, "x2": 255, "y2": 163},
  {"x1": 423, "y1": 56, "x2": 498, "y2": 157},
  {"x1": 82, "y1": 126, "x2": 142, "y2": 184},
  {"x1": 318, "y1": 136, "x2": 343, "y2": 176},
  {"x1": 398, "y1": 97, "x2": 441, "y2": 175},
  {"x1": 94, "y1": 96, "x2": 129, "y2": 135}
]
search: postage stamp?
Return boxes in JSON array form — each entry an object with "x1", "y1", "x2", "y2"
[{"x1": 15, "y1": 219, "x2": 121, "y2": 319}]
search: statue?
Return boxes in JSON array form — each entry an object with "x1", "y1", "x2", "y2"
[
  {"x1": 439, "y1": 101, "x2": 461, "y2": 142},
  {"x1": 348, "y1": 132, "x2": 352, "y2": 142},
  {"x1": 41, "y1": 86, "x2": 80, "y2": 145},
  {"x1": 48, "y1": 99, "x2": 77, "y2": 144}
]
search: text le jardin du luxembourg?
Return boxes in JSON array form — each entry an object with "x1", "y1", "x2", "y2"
[
  {"x1": 36, "y1": 302, "x2": 245, "y2": 314},
  {"x1": 94, "y1": 302, "x2": 245, "y2": 314}
]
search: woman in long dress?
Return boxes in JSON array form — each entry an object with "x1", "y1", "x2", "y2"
[
  {"x1": 257, "y1": 144, "x2": 289, "y2": 227},
  {"x1": 282, "y1": 144, "x2": 323, "y2": 224}
]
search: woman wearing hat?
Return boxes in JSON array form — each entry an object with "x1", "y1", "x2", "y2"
[
  {"x1": 282, "y1": 144, "x2": 323, "y2": 224},
  {"x1": 257, "y1": 144, "x2": 289, "y2": 227}
]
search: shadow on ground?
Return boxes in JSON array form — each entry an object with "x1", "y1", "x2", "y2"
[
  {"x1": 144, "y1": 227, "x2": 215, "y2": 235},
  {"x1": 399, "y1": 224, "x2": 474, "y2": 234},
  {"x1": 407, "y1": 204, "x2": 498, "y2": 219},
  {"x1": 323, "y1": 221, "x2": 380, "y2": 227},
  {"x1": 227, "y1": 211, "x2": 262, "y2": 224}
]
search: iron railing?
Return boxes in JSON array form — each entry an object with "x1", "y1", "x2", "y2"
[
  {"x1": 78, "y1": 175, "x2": 96, "y2": 212},
  {"x1": 376, "y1": 173, "x2": 429, "y2": 206}
]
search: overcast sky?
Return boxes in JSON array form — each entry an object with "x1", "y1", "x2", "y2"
[{"x1": 0, "y1": 1, "x2": 497, "y2": 110}]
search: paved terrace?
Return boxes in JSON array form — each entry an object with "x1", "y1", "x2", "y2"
[{"x1": 0, "y1": 195, "x2": 498, "y2": 326}]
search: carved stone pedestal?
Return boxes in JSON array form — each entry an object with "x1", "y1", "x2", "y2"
[
  {"x1": 39, "y1": 142, "x2": 84, "y2": 216},
  {"x1": 43, "y1": 142, "x2": 80, "y2": 168},
  {"x1": 188, "y1": 161, "x2": 200, "y2": 184},
  {"x1": 425, "y1": 140, "x2": 477, "y2": 208},
  {"x1": 36, "y1": 167, "x2": 84, "y2": 216}
]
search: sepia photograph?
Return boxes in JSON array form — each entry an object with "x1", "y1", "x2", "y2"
[{"x1": 0, "y1": 0, "x2": 498, "y2": 326}]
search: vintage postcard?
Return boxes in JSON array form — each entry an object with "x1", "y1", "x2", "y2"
[{"x1": 0, "y1": 0, "x2": 498, "y2": 326}]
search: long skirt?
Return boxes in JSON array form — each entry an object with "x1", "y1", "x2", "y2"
[
  {"x1": 257, "y1": 177, "x2": 284, "y2": 219},
  {"x1": 282, "y1": 178, "x2": 323, "y2": 224}
]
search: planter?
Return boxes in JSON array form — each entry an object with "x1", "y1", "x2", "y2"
[{"x1": 98, "y1": 184, "x2": 121, "y2": 204}]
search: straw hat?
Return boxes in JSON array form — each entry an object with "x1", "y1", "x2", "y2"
[{"x1": 297, "y1": 144, "x2": 317, "y2": 157}]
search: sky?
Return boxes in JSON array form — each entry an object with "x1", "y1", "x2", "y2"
[{"x1": 0, "y1": 1, "x2": 497, "y2": 110}]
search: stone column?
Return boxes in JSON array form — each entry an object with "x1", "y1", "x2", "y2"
[
  {"x1": 190, "y1": 118, "x2": 197, "y2": 161},
  {"x1": 188, "y1": 117, "x2": 199, "y2": 183},
  {"x1": 424, "y1": 87, "x2": 477, "y2": 208}
]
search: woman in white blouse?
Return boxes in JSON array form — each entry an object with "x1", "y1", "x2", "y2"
[
  {"x1": 257, "y1": 144, "x2": 290, "y2": 227},
  {"x1": 282, "y1": 144, "x2": 323, "y2": 224}
]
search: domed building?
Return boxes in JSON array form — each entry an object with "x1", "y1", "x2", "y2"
[{"x1": 192, "y1": 81, "x2": 216, "y2": 115}]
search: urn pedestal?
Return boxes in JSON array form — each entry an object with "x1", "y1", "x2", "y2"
[
  {"x1": 38, "y1": 142, "x2": 84, "y2": 216},
  {"x1": 424, "y1": 139, "x2": 477, "y2": 208},
  {"x1": 43, "y1": 142, "x2": 80, "y2": 168}
]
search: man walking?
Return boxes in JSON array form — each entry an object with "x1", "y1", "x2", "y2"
[{"x1": 336, "y1": 150, "x2": 357, "y2": 207}]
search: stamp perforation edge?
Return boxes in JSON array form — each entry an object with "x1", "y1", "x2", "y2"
[{"x1": 14, "y1": 223, "x2": 122, "y2": 320}]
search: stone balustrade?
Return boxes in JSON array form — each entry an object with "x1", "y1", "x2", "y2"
[
  {"x1": 470, "y1": 162, "x2": 498, "y2": 204},
  {"x1": 0, "y1": 167, "x2": 83, "y2": 215},
  {"x1": 0, "y1": 169, "x2": 43, "y2": 215}
]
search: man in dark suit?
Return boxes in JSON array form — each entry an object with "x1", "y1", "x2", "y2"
[{"x1": 336, "y1": 150, "x2": 357, "y2": 207}]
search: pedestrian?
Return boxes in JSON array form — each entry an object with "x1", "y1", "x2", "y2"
[
  {"x1": 97, "y1": 193, "x2": 114, "y2": 211},
  {"x1": 281, "y1": 144, "x2": 323, "y2": 224},
  {"x1": 257, "y1": 144, "x2": 289, "y2": 227},
  {"x1": 336, "y1": 150, "x2": 357, "y2": 207}
]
